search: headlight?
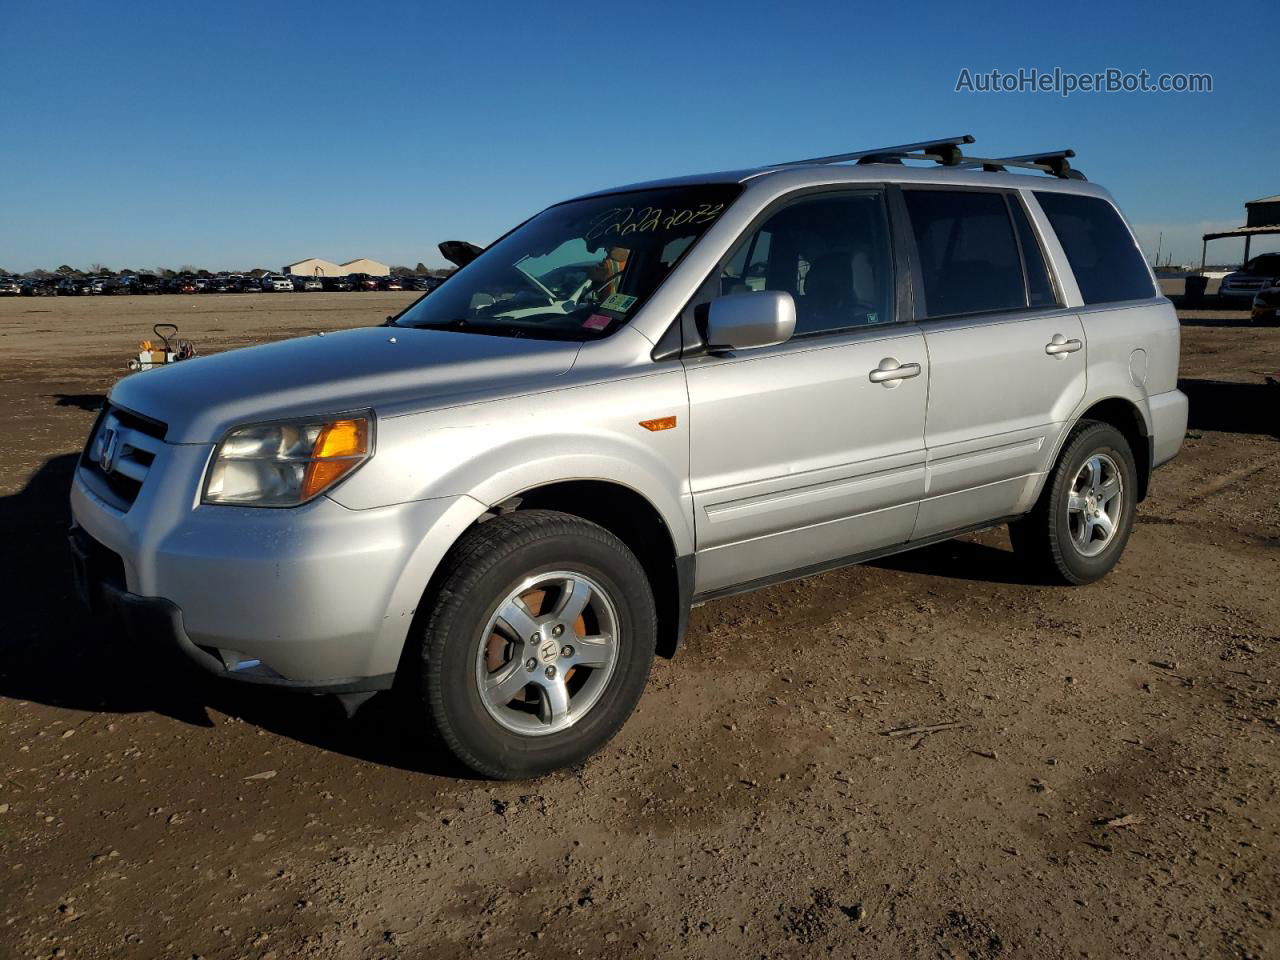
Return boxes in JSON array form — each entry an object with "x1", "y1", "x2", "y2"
[{"x1": 203, "y1": 412, "x2": 373, "y2": 507}]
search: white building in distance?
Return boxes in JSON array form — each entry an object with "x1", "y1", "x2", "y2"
[{"x1": 283, "y1": 257, "x2": 390, "y2": 277}]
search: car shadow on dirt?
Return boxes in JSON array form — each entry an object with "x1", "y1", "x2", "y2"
[
  {"x1": 1179, "y1": 377, "x2": 1280, "y2": 438},
  {"x1": 1168, "y1": 296, "x2": 1263, "y2": 327},
  {"x1": 0, "y1": 453, "x2": 475, "y2": 779},
  {"x1": 50, "y1": 393, "x2": 107, "y2": 412},
  {"x1": 869, "y1": 536, "x2": 1043, "y2": 585}
]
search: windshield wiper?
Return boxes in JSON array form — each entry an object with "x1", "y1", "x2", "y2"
[
  {"x1": 401, "y1": 318, "x2": 533, "y2": 338},
  {"x1": 403, "y1": 318, "x2": 470, "y2": 331}
]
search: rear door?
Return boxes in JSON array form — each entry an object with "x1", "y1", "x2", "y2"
[
  {"x1": 684, "y1": 188, "x2": 929, "y2": 595},
  {"x1": 900, "y1": 187, "x2": 1086, "y2": 538}
]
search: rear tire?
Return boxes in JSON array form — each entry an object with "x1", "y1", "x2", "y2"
[
  {"x1": 411, "y1": 510, "x2": 656, "y2": 780},
  {"x1": 1009, "y1": 421, "x2": 1137, "y2": 585}
]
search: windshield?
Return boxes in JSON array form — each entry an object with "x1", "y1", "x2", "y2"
[{"x1": 395, "y1": 184, "x2": 741, "y2": 340}]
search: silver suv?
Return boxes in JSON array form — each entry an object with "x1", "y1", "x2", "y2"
[{"x1": 70, "y1": 136, "x2": 1189, "y2": 779}]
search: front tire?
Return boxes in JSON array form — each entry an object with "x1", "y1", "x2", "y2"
[
  {"x1": 412, "y1": 510, "x2": 656, "y2": 779},
  {"x1": 1009, "y1": 421, "x2": 1137, "y2": 585}
]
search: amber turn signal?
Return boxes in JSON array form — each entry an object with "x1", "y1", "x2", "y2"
[
  {"x1": 301, "y1": 418, "x2": 370, "y2": 500},
  {"x1": 639, "y1": 416, "x2": 677, "y2": 432}
]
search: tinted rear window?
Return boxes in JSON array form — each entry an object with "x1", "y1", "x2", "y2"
[
  {"x1": 903, "y1": 190, "x2": 1025, "y2": 317},
  {"x1": 1034, "y1": 192, "x2": 1154, "y2": 304}
]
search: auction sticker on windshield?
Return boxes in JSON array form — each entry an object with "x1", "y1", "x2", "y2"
[
  {"x1": 601, "y1": 293, "x2": 637, "y2": 313},
  {"x1": 583, "y1": 313, "x2": 611, "y2": 330}
]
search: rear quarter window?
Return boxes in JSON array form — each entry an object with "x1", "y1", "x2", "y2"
[{"x1": 1034, "y1": 192, "x2": 1155, "y2": 304}]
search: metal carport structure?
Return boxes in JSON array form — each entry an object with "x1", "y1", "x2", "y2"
[{"x1": 1201, "y1": 195, "x2": 1280, "y2": 268}]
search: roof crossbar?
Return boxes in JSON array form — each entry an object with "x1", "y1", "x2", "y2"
[
  {"x1": 771, "y1": 135, "x2": 975, "y2": 169},
  {"x1": 956, "y1": 149, "x2": 1086, "y2": 181},
  {"x1": 769, "y1": 136, "x2": 1086, "y2": 180}
]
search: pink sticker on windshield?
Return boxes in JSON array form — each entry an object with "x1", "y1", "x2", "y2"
[{"x1": 583, "y1": 313, "x2": 611, "y2": 330}]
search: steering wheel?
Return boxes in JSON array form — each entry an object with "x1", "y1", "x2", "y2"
[{"x1": 582, "y1": 268, "x2": 626, "y2": 304}]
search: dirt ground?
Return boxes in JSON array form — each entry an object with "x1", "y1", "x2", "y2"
[{"x1": 1, "y1": 293, "x2": 1276, "y2": 960}]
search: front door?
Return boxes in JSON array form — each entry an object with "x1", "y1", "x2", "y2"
[{"x1": 683, "y1": 189, "x2": 929, "y2": 595}]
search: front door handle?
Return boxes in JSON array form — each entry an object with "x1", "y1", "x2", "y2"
[
  {"x1": 1045, "y1": 334, "x2": 1083, "y2": 357},
  {"x1": 868, "y1": 358, "x2": 922, "y2": 386}
]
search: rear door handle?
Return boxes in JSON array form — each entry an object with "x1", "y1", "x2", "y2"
[
  {"x1": 868, "y1": 359, "x2": 922, "y2": 385},
  {"x1": 1045, "y1": 334, "x2": 1083, "y2": 357}
]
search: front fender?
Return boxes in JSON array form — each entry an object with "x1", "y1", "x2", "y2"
[{"x1": 329, "y1": 368, "x2": 694, "y2": 555}]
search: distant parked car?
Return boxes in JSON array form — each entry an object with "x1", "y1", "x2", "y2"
[
  {"x1": 321, "y1": 275, "x2": 353, "y2": 292},
  {"x1": 56, "y1": 277, "x2": 93, "y2": 295},
  {"x1": 134, "y1": 274, "x2": 162, "y2": 294},
  {"x1": 381, "y1": 276, "x2": 404, "y2": 291},
  {"x1": 207, "y1": 278, "x2": 234, "y2": 293},
  {"x1": 299, "y1": 276, "x2": 323, "y2": 291},
  {"x1": 402, "y1": 275, "x2": 446, "y2": 293},
  {"x1": 0, "y1": 277, "x2": 21, "y2": 295},
  {"x1": 1219, "y1": 253, "x2": 1280, "y2": 303},
  {"x1": 1252, "y1": 280, "x2": 1280, "y2": 324},
  {"x1": 20, "y1": 278, "x2": 55, "y2": 296},
  {"x1": 347, "y1": 273, "x2": 379, "y2": 291},
  {"x1": 262, "y1": 275, "x2": 294, "y2": 292}
]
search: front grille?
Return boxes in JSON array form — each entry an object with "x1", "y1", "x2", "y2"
[{"x1": 79, "y1": 404, "x2": 169, "y2": 511}]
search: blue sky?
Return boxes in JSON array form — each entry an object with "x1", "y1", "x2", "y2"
[{"x1": 2, "y1": 0, "x2": 1275, "y2": 273}]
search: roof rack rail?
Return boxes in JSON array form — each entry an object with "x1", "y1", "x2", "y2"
[
  {"x1": 771, "y1": 135, "x2": 975, "y2": 169},
  {"x1": 770, "y1": 136, "x2": 1086, "y2": 180},
  {"x1": 956, "y1": 149, "x2": 1087, "y2": 181}
]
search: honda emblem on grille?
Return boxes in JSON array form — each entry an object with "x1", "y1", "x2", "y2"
[{"x1": 98, "y1": 427, "x2": 119, "y2": 474}]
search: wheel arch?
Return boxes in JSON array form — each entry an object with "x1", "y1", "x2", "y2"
[
  {"x1": 1061, "y1": 396, "x2": 1153, "y2": 501},
  {"x1": 495, "y1": 479, "x2": 692, "y2": 660}
]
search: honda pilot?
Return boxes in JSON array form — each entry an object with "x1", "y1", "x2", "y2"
[{"x1": 70, "y1": 136, "x2": 1189, "y2": 779}]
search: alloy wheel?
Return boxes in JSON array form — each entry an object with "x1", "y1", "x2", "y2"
[
  {"x1": 474, "y1": 571, "x2": 620, "y2": 736},
  {"x1": 1066, "y1": 453, "x2": 1124, "y2": 558}
]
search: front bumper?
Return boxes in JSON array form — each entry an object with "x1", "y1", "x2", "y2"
[
  {"x1": 71, "y1": 532, "x2": 394, "y2": 692},
  {"x1": 70, "y1": 456, "x2": 487, "y2": 686}
]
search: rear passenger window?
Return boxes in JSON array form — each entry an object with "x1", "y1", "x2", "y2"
[
  {"x1": 1034, "y1": 192, "x2": 1155, "y2": 304},
  {"x1": 903, "y1": 190, "x2": 1026, "y2": 317},
  {"x1": 1008, "y1": 198, "x2": 1058, "y2": 307}
]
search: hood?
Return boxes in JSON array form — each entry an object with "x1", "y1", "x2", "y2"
[{"x1": 111, "y1": 326, "x2": 582, "y2": 443}]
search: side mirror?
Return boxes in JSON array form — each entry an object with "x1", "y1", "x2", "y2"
[{"x1": 704, "y1": 290, "x2": 796, "y2": 352}]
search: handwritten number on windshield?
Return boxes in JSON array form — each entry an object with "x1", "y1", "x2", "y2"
[{"x1": 586, "y1": 203, "x2": 725, "y2": 242}]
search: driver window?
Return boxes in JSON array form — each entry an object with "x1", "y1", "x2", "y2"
[{"x1": 720, "y1": 191, "x2": 895, "y2": 336}]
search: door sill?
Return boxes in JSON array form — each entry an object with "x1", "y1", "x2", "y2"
[{"x1": 692, "y1": 516, "x2": 1020, "y2": 604}]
